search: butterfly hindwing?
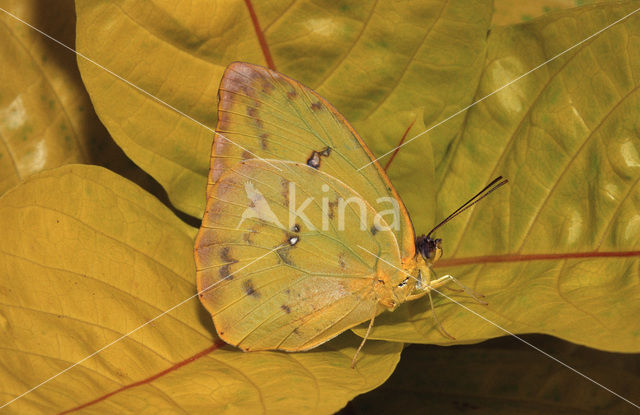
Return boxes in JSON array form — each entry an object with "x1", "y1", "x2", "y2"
[{"x1": 196, "y1": 159, "x2": 402, "y2": 350}]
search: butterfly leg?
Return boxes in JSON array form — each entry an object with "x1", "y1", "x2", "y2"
[
  {"x1": 440, "y1": 275, "x2": 487, "y2": 305},
  {"x1": 426, "y1": 287, "x2": 456, "y2": 340},
  {"x1": 351, "y1": 306, "x2": 377, "y2": 368},
  {"x1": 423, "y1": 269, "x2": 456, "y2": 340},
  {"x1": 405, "y1": 273, "x2": 454, "y2": 301},
  {"x1": 405, "y1": 268, "x2": 456, "y2": 339},
  {"x1": 409, "y1": 271, "x2": 487, "y2": 305}
]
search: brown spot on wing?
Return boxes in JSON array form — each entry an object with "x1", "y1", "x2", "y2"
[
  {"x1": 328, "y1": 199, "x2": 338, "y2": 219},
  {"x1": 306, "y1": 147, "x2": 331, "y2": 169},
  {"x1": 261, "y1": 81, "x2": 275, "y2": 94},
  {"x1": 260, "y1": 133, "x2": 269, "y2": 149},
  {"x1": 307, "y1": 151, "x2": 321, "y2": 168},
  {"x1": 239, "y1": 85, "x2": 252, "y2": 97},
  {"x1": 243, "y1": 101, "x2": 263, "y2": 128},
  {"x1": 281, "y1": 178, "x2": 290, "y2": 207},
  {"x1": 220, "y1": 247, "x2": 236, "y2": 263},
  {"x1": 243, "y1": 280, "x2": 260, "y2": 297},
  {"x1": 287, "y1": 90, "x2": 297, "y2": 99},
  {"x1": 338, "y1": 253, "x2": 346, "y2": 270},
  {"x1": 218, "y1": 247, "x2": 239, "y2": 280},
  {"x1": 243, "y1": 227, "x2": 258, "y2": 244},
  {"x1": 219, "y1": 264, "x2": 232, "y2": 280},
  {"x1": 281, "y1": 304, "x2": 291, "y2": 314},
  {"x1": 311, "y1": 101, "x2": 323, "y2": 111}
]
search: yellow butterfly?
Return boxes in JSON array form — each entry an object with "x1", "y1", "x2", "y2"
[{"x1": 194, "y1": 62, "x2": 505, "y2": 366}]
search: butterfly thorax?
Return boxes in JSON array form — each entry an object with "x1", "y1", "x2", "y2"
[
  {"x1": 372, "y1": 255, "x2": 418, "y2": 311},
  {"x1": 376, "y1": 236, "x2": 445, "y2": 311}
]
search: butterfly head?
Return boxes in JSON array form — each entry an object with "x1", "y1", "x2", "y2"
[
  {"x1": 415, "y1": 235, "x2": 443, "y2": 265},
  {"x1": 414, "y1": 176, "x2": 509, "y2": 266}
]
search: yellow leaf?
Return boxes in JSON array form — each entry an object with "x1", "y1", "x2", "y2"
[
  {"x1": 0, "y1": 165, "x2": 401, "y2": 413},
  {"x1": 74, "y1": 0, "x2": 493, "y2": 219},
  {"x1": 357, "y1": 2, "x2": 640, "y2": 353},
  {"x1": 0, "y1": 0, "x2": 110, "y2": 194},
  {"x1": 492, "y1": 0, "x2": 613, "y2": 26}
]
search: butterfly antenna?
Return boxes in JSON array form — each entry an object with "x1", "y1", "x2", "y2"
[
  {"x1": 351, "y1": 308, "x2": 377, "y2": 368},
  {"x1": 427, "y1": 176, "x2": 508, "y2": 238}
]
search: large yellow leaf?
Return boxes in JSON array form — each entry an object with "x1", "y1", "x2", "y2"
[
  {"x1": 0, "y1": 0, "x2": 110, "y2": 194},
  {"x1": 0, "y1": 0, "x2": 95, "y2": 193},
  {"x1": 356, "y1": 2, "x2": 640, "y2": 353},
  {"x1": 0, "y1": 165, "x2": 401, "y2": 414},
  {"x1": 0, "y1": 0, "x2": 163, "y2": 203},
  {"x1": 74, "y1": 0, "x2": 493, "y2": 219}
]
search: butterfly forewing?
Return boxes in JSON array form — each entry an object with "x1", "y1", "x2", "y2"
[{"x1": 208, "y1": 62, "x2": 415, "y2": 257}]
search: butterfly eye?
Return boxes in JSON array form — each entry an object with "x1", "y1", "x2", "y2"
[{"x1": 397, "y1": 277, "x2": 409, "y2": 288}]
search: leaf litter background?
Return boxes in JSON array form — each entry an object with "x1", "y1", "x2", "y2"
[{"x1": 0, "y1": 0, "x2": 639, "y2": 413}]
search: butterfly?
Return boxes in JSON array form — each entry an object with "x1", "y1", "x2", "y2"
[{"x1": 194, "y1": 62, "x2": 506, "y2": 366}]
